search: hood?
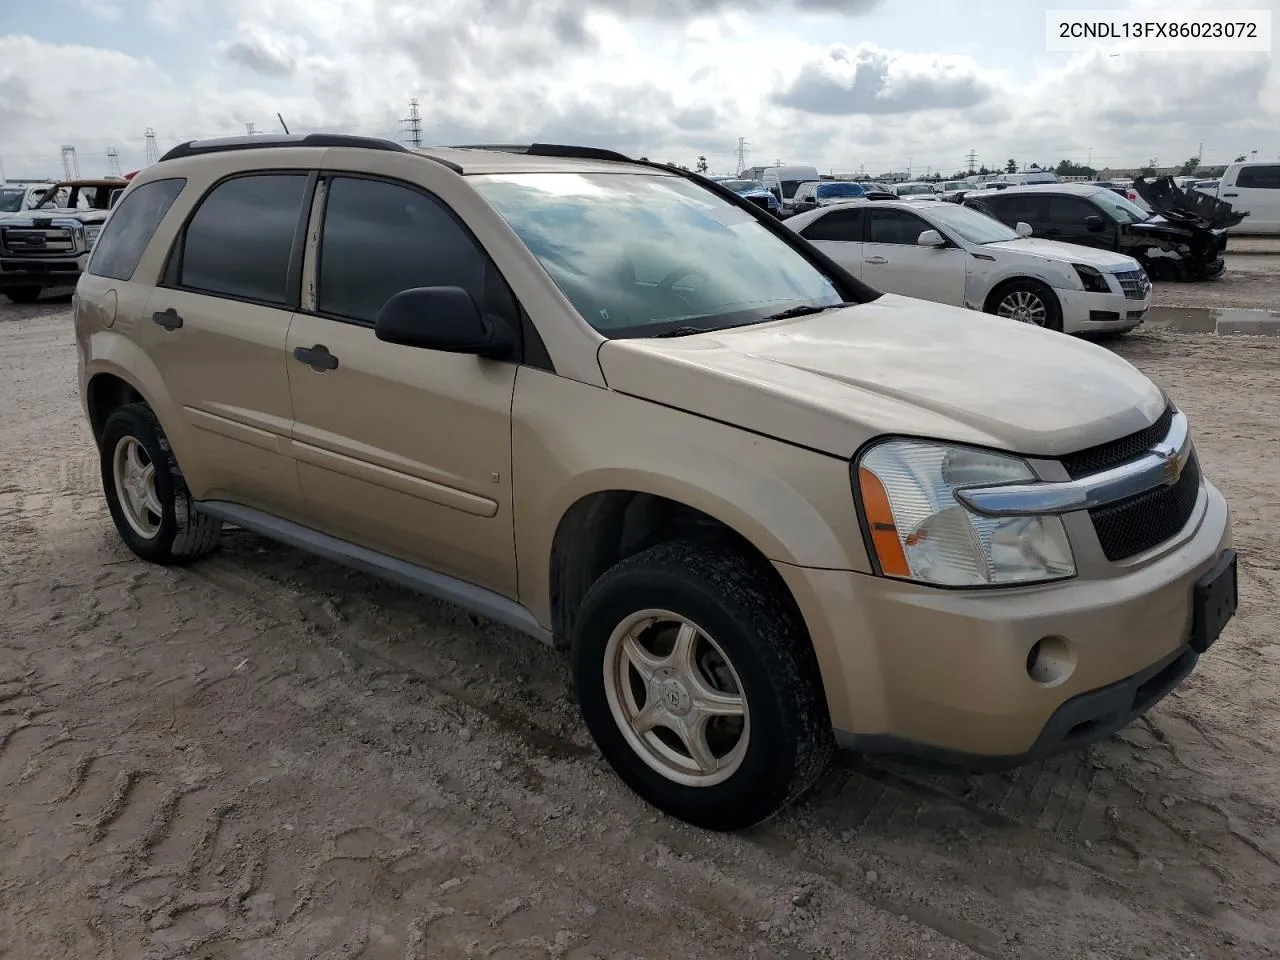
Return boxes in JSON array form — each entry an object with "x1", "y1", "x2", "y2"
[
  {"x1": 1133, "y1": 175, "x2": 1245, "y2": 231},
  {"x1": 981, "y1": 237, "x2": 1140, "y2": 271},
  {"x1": 597, "y1": 294, "x2": 1165, "y2": 459}
]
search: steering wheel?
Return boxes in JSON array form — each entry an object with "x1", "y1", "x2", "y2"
[{"x1": 656, "y1": 266, "x2": 704, "y2": 293}]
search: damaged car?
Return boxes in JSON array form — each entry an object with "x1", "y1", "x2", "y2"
[
  {"x1": 0, "y1": 178, "x2": 125, "y2": 303},
  {"x1": 962, "y1": 182, "x2": 1234, "y2": 281}
]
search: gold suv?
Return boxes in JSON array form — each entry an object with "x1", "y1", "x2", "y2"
[{"x1": 75, "y1": 135, "x2": 1238, "y2": 831}]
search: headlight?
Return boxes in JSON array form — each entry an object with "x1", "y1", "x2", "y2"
[
  {"x1": 85, "y1": 225, "x2": 103, "y2": 248},
  {"x1": 855, "y1": 440, "x2": 1075, "y2": 586},
  {"x1": 1073, "y1": 264, "x2": 1111, "y2": 293}
]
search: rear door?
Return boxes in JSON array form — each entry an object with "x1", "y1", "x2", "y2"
[
  {"x1": 861, "y1": 207, "x2": 966, "y2": 305},
  {"x1": 797, "y1": 207, "x2": 865, "y2": 276},
  {"x1": 1041, "y1": 194, "x2": 1105, "y2": 248},
  {"x1": 1224, "y1": 164, "x2": 1280, "y2": 233},
  {"x1": 142, "y1": 170, "x2": 313, "y2": 513}
]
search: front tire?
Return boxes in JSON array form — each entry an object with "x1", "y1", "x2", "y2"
[
  {"x1": 3, "y1": 286, "x2": 41, "y2": 304},
  {"x1": 987, "y1": 279, "x2": 1063, "y2": 332},
  {"x1": 571, "y1": 541, "x2": 833, "y2": 831},
  {"x1": 99, "y1": 403, "x2": 222, "y2": 564}
]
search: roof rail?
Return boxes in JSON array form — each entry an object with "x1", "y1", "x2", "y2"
[
  {"x1": 442, "y1": 143, "x2": 636, "y2": 164},
  {"x1": 157, "y1": 133, "x2": 408, "y2": 163}
]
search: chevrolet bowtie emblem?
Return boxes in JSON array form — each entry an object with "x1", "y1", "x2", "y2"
[{"x1": 1157, "y1": 444, "x2": 1188, "y2": 485}]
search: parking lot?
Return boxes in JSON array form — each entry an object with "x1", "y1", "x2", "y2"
[{"x1": 1, "y1": 286, "x2": 1278, "y2": 959}]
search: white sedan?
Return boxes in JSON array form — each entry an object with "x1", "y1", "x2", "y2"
[{"x1": 785, "y1": 199, "x2": 1152, "y2": 336}]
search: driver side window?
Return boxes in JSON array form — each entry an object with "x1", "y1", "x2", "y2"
[{"x1": 867, "y1": 209, "x2": 930, "y2": 245}]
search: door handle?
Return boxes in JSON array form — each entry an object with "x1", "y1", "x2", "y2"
[
  {"x1": 865, "y1": 256, "x2": 888, "y2": 264},
  {"x1": 151, "y1": 308, "x2": 183, "y2": 331},
  {"x1": 293, "y1": 344, "x2": 339, "y2": 372},
  {"x1": 1223, "y1": 192, "x2": 1238, "y2": 197}
]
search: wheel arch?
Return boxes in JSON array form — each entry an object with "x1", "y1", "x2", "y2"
[{"x1": 82, "y1": 338, "x2": 190, "y2": 465}]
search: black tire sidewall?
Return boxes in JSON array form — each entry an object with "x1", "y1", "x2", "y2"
[
  {"x1": 100, "y1": 406, "x2": 184, "y2": 561},
  {"x1": 571, "y1": 559, "x2": 807, "y2": 831},
  {"x1": 4, "y1": 287, "x2": 41, "y2": 304}
]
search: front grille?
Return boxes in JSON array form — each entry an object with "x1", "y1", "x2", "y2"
[
  {"x1": 1090, "y1": 454, "x2": 1201, "y2": 562},
  {"x1": 0, "y1": 225, "x2": 78, "y2": 257},
  {"x1": 1115, "y1": 268, "x2": 1150, "y2": 301},
  {"x1": 1059, "y1": 405, "x2": 1174, "y2": 479}
]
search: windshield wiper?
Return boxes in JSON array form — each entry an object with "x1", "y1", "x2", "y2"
[
  {"x1": 763, "y1": 301, "x2": 856, "y2": 321},
  {"x1": 650, "y1": 325, "x2": 711, "y2": 338}
]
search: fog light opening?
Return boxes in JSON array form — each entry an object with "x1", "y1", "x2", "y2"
[{"x1": 1026, "y1": 635, "x2": 1076, "y2": 688}]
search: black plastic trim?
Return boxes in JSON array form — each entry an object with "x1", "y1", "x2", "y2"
[{"x1": 158, "y1": 133, "x2": 407, "y2": 163}]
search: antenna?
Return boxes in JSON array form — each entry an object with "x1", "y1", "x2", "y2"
[
  {"x1": 402, "y1": 98, "x2": 423, "y2": 148},
  {"x1": 61, "y1": 145, "x2": 81, "y2": 179},
  {"x1": 106, "y1": 147, "x2": 122, "y2": 177},
  {"x1": 144, "y1": 128, "x2": 160, "y2": 165}
]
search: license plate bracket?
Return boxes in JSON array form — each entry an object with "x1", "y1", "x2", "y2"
[{"x1": 1191, "y1": 549, "x2": 1238, "y2": 654}]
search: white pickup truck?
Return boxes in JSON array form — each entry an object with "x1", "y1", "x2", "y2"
[{"x1": 1198, "y1": 161, "x2": 1280, "y2": 235}]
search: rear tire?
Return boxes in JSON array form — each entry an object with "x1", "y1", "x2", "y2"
[
  {"x1": 571, "y1": 540, "x2": 833, "y2": 831},
  {"x1": 99, "y1": 403, "x2": 222, "y2": 565},
  {"x1": 986, "y1": 279, "x2": 1063, "y2": 332},
  {"x1": 4, "y1": 287, "x2": 40, "y2": 304}
]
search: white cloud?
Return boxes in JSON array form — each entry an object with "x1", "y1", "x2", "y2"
[{"x1": 1, "y1": 0, "x2": 1277, "y2": 179}]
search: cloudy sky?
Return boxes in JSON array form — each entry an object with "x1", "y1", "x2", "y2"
[{"x1": 2, "y1": 0, "x2": 1277, "y2": 180}]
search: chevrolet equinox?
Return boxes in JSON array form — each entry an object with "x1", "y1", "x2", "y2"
[{"x1": 74, "y1": 134, "x2": 1238, "y2": 831}]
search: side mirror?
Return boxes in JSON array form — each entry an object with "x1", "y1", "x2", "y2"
[
  {"x1": 1015, "y1": 221, "x2": 1033, "y2": 237},
  {"x1": 917, "y1": 229, "x2": 946, "y2": 247},
  {"x1": 1084, "y1": 215, "x2": 1106, "y2": 233},
  {"x1": 374, "y1": 286, "x2": 514, "y2": 359}
]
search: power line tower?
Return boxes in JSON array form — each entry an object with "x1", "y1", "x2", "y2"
[
  {"x1": 245, "y1": 122, "x2": 256, "y2": 136},
  {"x1": 106, "y1": 147, "x2": 122, "y2": 177},
  {"x1": 144, "y1": 128, "x2": 160, "y2": 165},
  {"x1": 734, "y1": 136, "x2": 749, "y2": 174},
  {"x1": 966, "y1": 148, "x2": 977, "y2": 174},
  {"x1": 61, "y1": 145, "x2": 81, "y2": 180},
  {"x1": 402, "y1": 98, "x2": 423, "y2": 148}
]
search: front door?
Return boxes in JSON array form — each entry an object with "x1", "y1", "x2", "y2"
[
  {"x1": 1042, "y1": 194, "x2": 1108, "y2": 249},
  {"x1": 799, "y1": 206, "x2": 865, "y2": 276},
  {"x1": 141, "y1": 171, "x2": 311, "y2": 513},
  {"x1": 285, "y1": 173, "x2": 519, "y2": 597},
  {"x1": 861, "y1": 207, "x2": 966, "y2": 305}
]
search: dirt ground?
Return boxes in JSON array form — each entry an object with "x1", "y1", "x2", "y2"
[{"x1": 2, "y1": 298, "x2": 1278, "y2": 960}]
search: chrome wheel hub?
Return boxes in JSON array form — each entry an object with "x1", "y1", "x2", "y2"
[{"x1": 997, "y1": 290, "x2": 1047, "y2": 326}]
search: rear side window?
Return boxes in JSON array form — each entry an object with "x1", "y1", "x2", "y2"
[
  {"x1": 867, "y1": 208, "x2": 930, "y2": 245},
  {"x1": 983, "y1": 193, "x2": 1045, "y2": 224},
  {"x1": 801, "y1": 207, "x2": 863, "y2": 242},
  {"x1": 1046, "y1": 196, "x2": 1097, "y2": 224},
  {"x1": 1236, "y1": 165, "x2": 1280, "y2": 189},
  {"x1": 316, "y1": 176, "x2": 487, "y2": 324},
  {"x1": 87, "y1": 177, "x2": 186, "y2": 282},
  {"x1": 179, "y1": 173, "x2": 308, "y2": 305}
]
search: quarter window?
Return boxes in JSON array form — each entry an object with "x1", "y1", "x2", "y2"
[
  {"x1": 87, "y1": 177, "x2": 186, "y2": 282},
  {"x1": 801, "y1": 208, "x2": 864, "y2": 242},
  {"x1": 179, "y1": 173, "x2": 308, "y2": 305},
  {"x1": 317, "y1": 176, "x2": 487, "y2": 324},
  {"x1": 1236, "y1": 165, "x2": 1280, "y2": 189}
]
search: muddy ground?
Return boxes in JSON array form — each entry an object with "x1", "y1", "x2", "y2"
[
  {"x1": 1152, "y1": 252, "x2": 1280, "y2": 310},
  {"x1": 1, "y1": 299, "x2": 1278, "y2": 960}
]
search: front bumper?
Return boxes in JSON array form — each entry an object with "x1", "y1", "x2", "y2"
[
  {"x1": 1055, "y1": 286, "x2": 1150, "y2": 334},
  {"x1": 775, "y1": 478, "x2": 1232, "y2": 762},
  {"x1": 0, "y1": 253, "x2": 90, "y2": 289}
]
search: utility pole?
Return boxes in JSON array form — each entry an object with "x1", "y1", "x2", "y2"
[
  {"x1": 245, "y1": 122, "x2": 256, "y2": 135},
  {"x1": 402, "y1": 98, "x2": 423, "y2": 148},
  {"x1": 106, "y1": 147, "x2": 122, "y2": 177},
  {"x1": 144, "y1": 128, "x2": 160, "y2": 165},
  {"x1": 735, "y1": 136, "x2": 748, "y2": 175},
  {"x1": 966, "y1": 148, "x2": 977, "y2": 174},
  {"x1": 61, "y1": 145, "x2": 81, "y2": 180}
]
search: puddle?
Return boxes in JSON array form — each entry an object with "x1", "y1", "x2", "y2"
[{"x1": 1146, "y1": 306, "x2": 1280, "y2": 336}]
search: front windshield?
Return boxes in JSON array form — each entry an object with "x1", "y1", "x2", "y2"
[
  {"x1": 923, "y1": 203, "x2": 1020, "y2": 244},
  {"x1": 720, "y1": 179, "x2": 764, "y2": 194},
  {"x1": 816, "y1": 182, "x2": 865, "y2": 199},
  {"x1": 0, "y1": 189, "x2": 24, "y2": 213},
  {"x1": 473, "y1": 172, "x2": 848, "y2": 336},
  {"x1": 779, "y1": 179, "x2": 807, "y2": 198},
  {"x1": 1091, "y1": 190, "x2": 1149, "y2": 224}
]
